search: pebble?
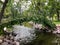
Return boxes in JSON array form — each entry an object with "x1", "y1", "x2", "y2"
[
  {"x1": 0, "y1": 31, "x2": 20, "y2": 45},
  {"x1": 0, "y1": 39, "x2": 2, "y2": 43},
  {"x1": 1, "y1": 42, "x2": 8, "y2": 45},
  {"x1": 15, "y1": 41, "x2": 20, "y2": 45}
]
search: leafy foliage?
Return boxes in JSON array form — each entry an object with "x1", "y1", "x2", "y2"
[{"x1": 0, "y1": 0, "x2": 57, "y2": 35}]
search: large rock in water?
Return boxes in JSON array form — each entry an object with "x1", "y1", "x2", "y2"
[{"x1": 13, "y1": 25, "x2": 35, "y2": 44}]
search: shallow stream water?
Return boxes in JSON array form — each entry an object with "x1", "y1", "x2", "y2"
[
  {"x1": 12, "y1": 25, "x2": 60, "y2": 45},
  {"x1": 13, "y1": 25, "x2": 36, "y2": 44}
]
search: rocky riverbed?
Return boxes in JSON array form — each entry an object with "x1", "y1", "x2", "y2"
[
  {"x1": 0, "y1": 35, "x2": 20, "y2": 45},
  {"x1": 0, "y1": 25, "x2": 35, "y2": 45}
]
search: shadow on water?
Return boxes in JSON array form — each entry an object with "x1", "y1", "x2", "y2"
[
  {"x1": 12, "y1": 25, "x2": 60, "y2": 45},
  {"x1": 24, "y1": 30, "x2": 59, "y2": 45}
]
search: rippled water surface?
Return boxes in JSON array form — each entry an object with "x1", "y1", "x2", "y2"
[{"x1": 13, "y1": 25, "x2": 36, "y2": 44}]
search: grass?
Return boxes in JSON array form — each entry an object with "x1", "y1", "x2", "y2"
[
  {"x1": 22, "y1": 22, "x2": 33, "y2": 28},
  {"x1": 53, "y1": 21, "x2": 60, "y2": 25}
]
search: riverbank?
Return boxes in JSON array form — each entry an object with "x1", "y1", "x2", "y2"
[{"x1": 0, "y1": 35, "x2": 20, "y2": 45}]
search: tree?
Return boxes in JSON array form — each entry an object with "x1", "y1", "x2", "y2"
[
  {"x1": 0, "y1": 0, "x2": 56, "y2": 33},
  {"x1": 22, "y1": 0, "x2": 56, "y2": 30},
  {"x1": 48, "y1": 0, "x2": 60, "y2": 21},
  {"x1": 0, "y1": 0, "x2": 8, "y2": 23}
]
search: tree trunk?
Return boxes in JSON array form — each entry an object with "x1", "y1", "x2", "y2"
[
  {"x1": 0, "y1": 0, "x2": 8, "y2": 23},
  {"x1": 57, "y1": 10, "x2": 60, "y2": 21}
]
